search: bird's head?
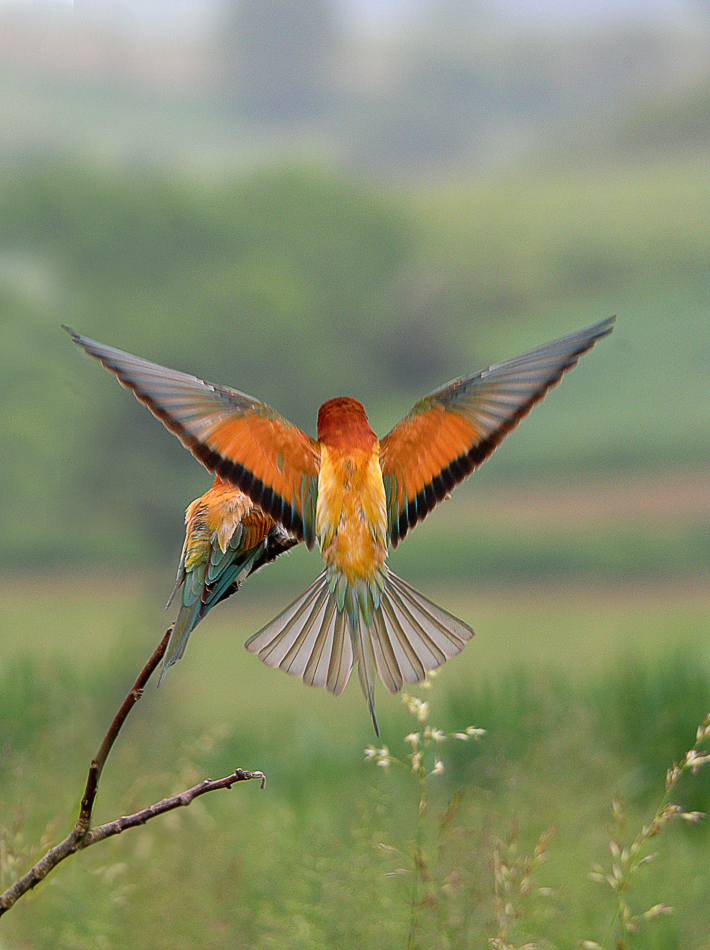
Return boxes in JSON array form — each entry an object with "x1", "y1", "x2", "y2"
[{"x1": 317, "y1": 397, "x2": 378, "y2": 451}]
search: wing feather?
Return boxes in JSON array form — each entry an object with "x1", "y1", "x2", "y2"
[
  {"x1": 379, "y1": 317, "x2": 614, "y2": 545},
  {"x1": 65, "y1": 327, "x2": 320, "y2": 545}
]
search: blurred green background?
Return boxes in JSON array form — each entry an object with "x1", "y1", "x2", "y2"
[{"x1": 1, "y1": 1, "x2": 709, "y2": 947}]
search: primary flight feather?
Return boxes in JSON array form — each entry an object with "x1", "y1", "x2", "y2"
[{"x1": 66, "y1": 317, "x2": 614, "y2": 732}]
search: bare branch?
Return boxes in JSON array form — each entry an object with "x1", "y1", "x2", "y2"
[
  {"x1": 0, "y1": 768, "x2": 264, "y2": 915},
  {"x1": 78, "y1": 626, "x2": 173, "y2": 832},
  {"x1": 83, "y1": 768, "x2": 266, "y2": 845},
  {"x1": 0, "y1": 627, "x2": 265, "y2": 917}
]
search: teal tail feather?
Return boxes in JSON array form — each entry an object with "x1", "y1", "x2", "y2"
[{"x1": 159, "y1": 544, "x2": 263, "y2": 686}]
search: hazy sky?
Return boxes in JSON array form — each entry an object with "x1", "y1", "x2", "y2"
[{"x1": 2, "y1": 0, "x2": 700, "y2": 31}]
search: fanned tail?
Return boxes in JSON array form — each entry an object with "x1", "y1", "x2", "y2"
[
  {"x1": 245, "y1": 570, "x2": 354, "y2": 696},
  {"x1": 371, "y1": 568, "x2": 474, "y2": 695},
  {"x1": 245, "y1": 566, "x2": 474, "y2": 733}
]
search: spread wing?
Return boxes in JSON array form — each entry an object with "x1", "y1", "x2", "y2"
[
  {"x1": 379, "y1": 317, "x2": 615, "y2": 546},
  {"x1": 65, "y1": 327, "x2": 321, "y2": 546}
]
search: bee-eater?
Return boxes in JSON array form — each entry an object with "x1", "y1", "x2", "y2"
[
  {"x1": 66, "y1": 317, "x2": 614, "y2": 732},
  {"x1": 163, "y1": 475, "x2": 297, "y2": 684}
]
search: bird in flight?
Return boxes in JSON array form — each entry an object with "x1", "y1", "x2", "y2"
[{"x1": 66, "y1": 317, "x2": 614, "y2": 732}]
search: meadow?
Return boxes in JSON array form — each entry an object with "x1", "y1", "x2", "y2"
[{"x1": 2, "y1": 478, "x2": 709, "y2": 949}]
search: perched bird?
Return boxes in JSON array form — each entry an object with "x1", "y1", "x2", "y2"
[
  {"x1": 163, "y1": 475, "x2": 297, "y2": 684},
  {"x1": 66, "y1": 317, "x2": 614, "y2": 732}
]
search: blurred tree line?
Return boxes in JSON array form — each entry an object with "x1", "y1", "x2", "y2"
[
  {"x1": 212, "y1": 0, "x2": 710, "y2": 171},
  {"x1": 19, "y1": 0, "x2": 708, "y2": 175},
  {"x1": 0, "y1": 164, "x2": 463, "y2": 568},
  {"x1": 1, "y1": 158, "x2": 708, "y2": 570}
]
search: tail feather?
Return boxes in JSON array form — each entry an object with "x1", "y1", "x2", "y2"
[
  {"x1": 159, "y1": 542, "x2": 266, "y2": 686},
  {"x1": 374, "y1": 595, "x2": 426, "y2": 687},
  {"x1": 386, "y1": 570, "x2": 474, "y2": 654},
  {"x1": 245, "y1": 566, "x2": 474, "y2": 732},
  {"x1": 158, "y1": 599, "x2": 202, "y2": 686},
  {"x1": 290, "y1": 592, "x2": 335, "y2": 682},
  {"x1": 247, "y1": 572, "x2": 329, "y2": 669},
  {"x1": 379, "y1": 584, "x2": 452, "y2": 679},
  {"x1": 245, "y1": 571, "x2": 354, "y2": 696},
  {"x1": 374, "y1": 569, "x2": 474, "y2": 694},
  {"x1": 371, "y1": 608, "x2": 403, "y2": 694},
  {"x1": 302, "y1": 601, "x2": 343, "y2": 690},
  {"x1": 354, "y1": 615, "x2": 379, "y2": 735},
  {"x1": 326, "y1": 610, "x2": 351, "y2": 695}
]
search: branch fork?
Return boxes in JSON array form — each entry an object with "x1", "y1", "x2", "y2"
[{"x1": 0, "y1": 626, "x2": 264, "y2": 917}]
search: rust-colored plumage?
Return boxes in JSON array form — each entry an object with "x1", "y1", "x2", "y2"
[
  {"x1": 66, "y1": 317, "x2": 614, "y2": 732},
  {"x1": 162, "y1": 476, "x2": 296, "y2": 683}
]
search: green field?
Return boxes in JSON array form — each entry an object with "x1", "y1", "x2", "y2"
[{"x1": 1, "y1": 570, "x2": 709, "y2": 949}]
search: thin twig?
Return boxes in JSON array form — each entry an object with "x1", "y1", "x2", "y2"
[
  {"x1": 0, "y1": 769, "x2": 264, "y2": 916},
  {"x1": 0, "y1": 627, "x2": 265, "y2": 917},
  {"x1": 82, "y1": 768, "x2": 266, "y2": 845},
  {"x1": 79, "y1": 627, "x2": 173, "y2": 832}
]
